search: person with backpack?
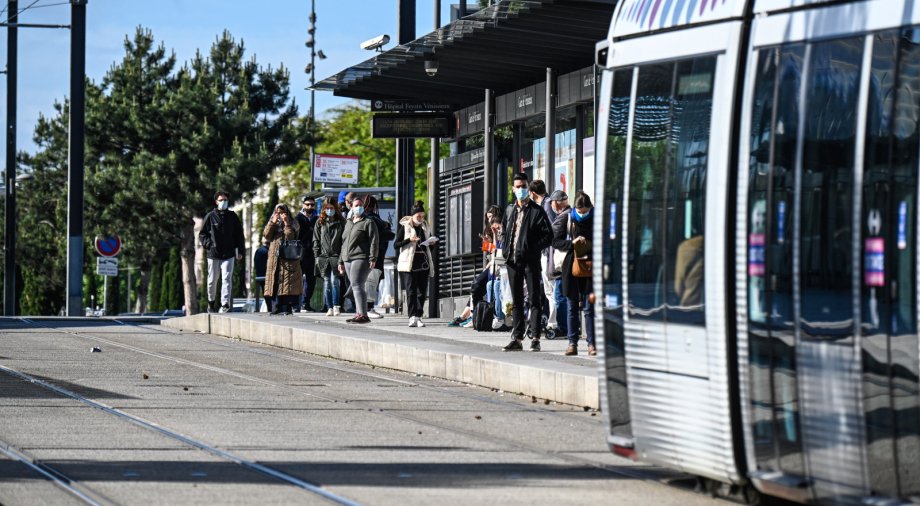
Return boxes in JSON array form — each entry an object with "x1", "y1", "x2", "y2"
[
  {"x1": 552, "y1": 191, "x2": 596, "y2": 356},
  {"x1": 395, "y1": 201, "x2": 436, "y2": 328}
]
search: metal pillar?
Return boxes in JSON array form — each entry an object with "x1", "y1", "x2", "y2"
[
  {"x1": 4, "y1": 0, "x2": 17, "y2": 316},
  {"x1": 309, "y1": 0, "x2": 316, "y2": 191},
  {"x1": 394, "y1": 0, "x2": 415, "y2": 314},
  {"x1": 544, "y1": 67, "x2": 555, "y2": 186},
  {"x1": 66, "y1": 0, "x2": 87, "y2": 316},
  {"x1": 427, "y1": 0, "x2": 441, "y2": 318},
  {"x1": 575, "y1": 104, "x2": 585, "y2": 190},
  {"x1": 483, "y1": 89, "x2": 494, "y2": 204}
]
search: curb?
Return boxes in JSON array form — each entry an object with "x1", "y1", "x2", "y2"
[{"x1": 161, "y1": 314, "x2": 600, "y2": 409}]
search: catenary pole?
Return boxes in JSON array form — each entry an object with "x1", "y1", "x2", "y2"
[
  {"x1": 428, "y1": 0, "x2": 441, "y2": 318},
  {"x1": 65, "y1": 0, "x2": 86, "y2": 316},
  {"x1": 4, "y1": 0, "x2": 17, "y2": 316}
]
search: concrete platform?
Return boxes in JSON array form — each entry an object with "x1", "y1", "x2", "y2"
[{"x1": 161, "y1": 312, "x2": 602, "y2": 409}]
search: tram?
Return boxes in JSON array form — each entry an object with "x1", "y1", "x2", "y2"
[{"x1": 594, "y1": 0, "x2": 920, "y2": 503}]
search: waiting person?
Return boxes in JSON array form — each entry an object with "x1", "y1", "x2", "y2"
[
  {"x1": 547, "y1": 190, "x2": 570, "y2": 336},
  {"x1": 199, "y1": 190, "x2": 245, "y2": 313},
  {"x1": 552, "y1": 191, "x2": 596, "y2": 356},
  {"x1": 263, "y1": 204, "x2": 302, "y2": 315},
  {"x1": 363, "y1": 195, "x2": 395, "y2": 319},
  {"x1": 296, "y1": 195, "x2": 318, "y2": 312},
  {"x1": 338, "y1": 196, "x2": 379, "y2": 324},
  {"x1": 501, "y1": 173, "x2": 553, "y2": 351},
  {"x1": 485, "y1": 215, "x2": 507, "y2": 328},
  {"x1": 449, "y1": 204, "x2": 502, "y2": 327},
  {"x1": 395, "y1": 201, "x2": 436, "y2": 328},
  {"x1": 527, "y1": 179, "x2": 560, "y2": 333},
  {"x1": 314, "y1": 200, "x2": 344, "y2": 316},
  {"x1": 253, "y1": 239, "x2": 271, "y2": 312}
]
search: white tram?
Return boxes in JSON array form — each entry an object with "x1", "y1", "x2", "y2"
[{"x1": 594, "y1": 0, "x2": 920, "y2": 503}]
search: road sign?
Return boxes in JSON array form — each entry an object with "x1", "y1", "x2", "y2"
[
  {"x1": 96, "y1": 256, "x2": 118, "y2": 277},
  {"x1": 314, "y1": 154, "x2": 359, "y2": 184},
  {"x1": 372, "y1": 113, "x2": 454, "y2": 138},
  {"x1": 94, "y1": 235, "x2": 122, "y2": 257}
]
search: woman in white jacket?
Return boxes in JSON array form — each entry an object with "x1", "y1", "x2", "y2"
[{"x1": 394, "y1": 201, "x2": 436, "y2": 327}]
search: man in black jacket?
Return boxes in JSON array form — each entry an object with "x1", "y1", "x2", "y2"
[
  {"x1": 501, "y1": 173, "x2": 553, "y2": 351},
  {"x1": 295, "y1": 195, "x2": 318, "y2": 312},
  {"x1": 199, "y1": 191, "x2": 245, "y2": 313}
]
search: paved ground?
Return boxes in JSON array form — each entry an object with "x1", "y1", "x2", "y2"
[{"x1": 0, "y1": 318, "x2": 727, "y2": 506}]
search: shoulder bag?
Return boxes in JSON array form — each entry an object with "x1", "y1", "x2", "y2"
[
  {"x1": 279, "y1": 239, "x2": 304, "y2": 261},
  {"x1": 571, "y1": 218, "x2": 592, "y2": 278}
]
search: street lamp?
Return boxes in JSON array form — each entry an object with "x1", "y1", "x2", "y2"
[
  {"x1": 304, "y1": 0, "x2": 327, "y2": 191},
  {"x1": 350, "y1": 139, "x2": 383, "y2": 187}
]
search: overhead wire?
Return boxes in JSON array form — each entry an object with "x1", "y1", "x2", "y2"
[{"x1": 2, "y1": 0, "x2": 67, "y2": 25}]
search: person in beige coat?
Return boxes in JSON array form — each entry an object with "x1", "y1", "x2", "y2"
[{"x1": 263, "y1": 203, "x2": 303, "y2": 315}]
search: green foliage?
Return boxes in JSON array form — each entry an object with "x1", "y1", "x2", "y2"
[
  {"x1": 159, "y1": 247, "x2": 182, "y2": 310},
  {"x1": 147, "y1": 260, "x2": 162, "y2": 312}
]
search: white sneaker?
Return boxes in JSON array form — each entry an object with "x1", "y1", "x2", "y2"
[
  {"x1": 326, "y1": 308, "x2": 334, "y2": 316},
  {"x1": 367, "y1": 310, "x2": 383, "y2": 319},
  {"x1": 415, "y1": 318, "x2": 425, "y2": 328},
  {"x1": 492, "y1": 318, "x2": 505, "y2": 330},
  {"x1": 332, "y1": 306, "x2": 341, "y2": 316},
  {"x1": 408, "y1": 316, "x2": 417, "y2": 328}
]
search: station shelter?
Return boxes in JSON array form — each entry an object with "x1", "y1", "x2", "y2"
[{"x1": 317, "y1": 0, "x2": 614, "y2": 312}]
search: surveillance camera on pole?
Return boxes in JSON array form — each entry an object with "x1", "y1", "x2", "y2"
[{"x1": 360, "y1": 34, "x2": 390, "y2": 52}]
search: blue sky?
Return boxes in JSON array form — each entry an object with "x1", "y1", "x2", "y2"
[{"x1": 0, "y1": 0, "x2": 455, "y2": 158}]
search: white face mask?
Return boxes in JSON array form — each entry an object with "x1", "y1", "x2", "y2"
[
  {"x1": 324, "y1": 208, "x2": 335, "y2": 217},
  {"x1": 217, "y1": 200, "x2": 229, "y2": 211}
]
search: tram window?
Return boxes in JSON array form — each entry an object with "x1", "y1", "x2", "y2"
[
  {"x1": 627, "y1": 57, "x2": 714, "y2": 325},
  {"x1": 800, "y1": 37, "x2": 864, "y2": 340}
]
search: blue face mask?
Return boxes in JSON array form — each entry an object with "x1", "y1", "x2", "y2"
[
  {"x1": 353, "y1": 206, "x2": 364, "y2": 217},
  {"x1": 514, "y1": 188, "x2": 530, "y2": 201},
  {"x1": 572, "y1": 208, "x2": 592, "y2": 222},
  {"x1": 324, "y1": 208, "x2": 335, "y2": 217}
]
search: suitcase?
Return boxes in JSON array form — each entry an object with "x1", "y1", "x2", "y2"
[{"x1": 472, "y1": 300, "x2": 495, "y2": 332}]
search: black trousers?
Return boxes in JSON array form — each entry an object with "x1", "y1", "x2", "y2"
[
  {"x1": 406, "y1": 270, "x2": 429, "y2": 318},
  {"x1": 470, "y1": 269, "x2": 489, "y2": 307},
  {"x1": 506, "y1": 260, "x2": 543, "y2": 339}
]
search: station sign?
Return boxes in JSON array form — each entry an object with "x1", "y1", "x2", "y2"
[
  {"x1": 372, "y1": 113, "x2": 454, "y2": 139},
  {"x1": 94, "y1": 235, "x2": 122, "y2": 257},
  {"x1": 314, "y1": 153, "x2": 359, "y2": 184},
  {"x1": 371, "y1": 99, "x2": 453, "y2": 113},
  {"x1": 96, "y1": 256, "x2": 119, "y2": 277}
]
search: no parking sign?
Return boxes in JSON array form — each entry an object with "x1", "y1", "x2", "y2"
[{"x1": 94, "y1": 235, "x2": 122, "y2": 257}]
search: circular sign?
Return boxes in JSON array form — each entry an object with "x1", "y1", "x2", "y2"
[{"x1": 94, "y1": 235, "x2": 122, "y2": 257}]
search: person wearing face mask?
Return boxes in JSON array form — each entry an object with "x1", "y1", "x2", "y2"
[
  {"x1": 362, "y1": 195, "x2": 395, "y2": 318},
  {"x1": 552, "y1": 191, "x2": 596, "y2": 356},
  {"x1": 395, "y1": 201, "x2": 437, "y2": 328},
  {"x1": 263, "y1": 204, "x2": 303, "y2": 315},
  {"x1": 338, "y1": 196, "x2": 379, "y2": 324},
  {"x1": 500, "y1": 172, "x2": 554, "y2": 352},
  {"x1": 295, "y1": 196, "x2": 319, "y2": 312},
  {"x1": 199, "y1": 190, "x2": 245, "y2": 313},
  {"x1": 313, "y1": 201, "x2": 344, "y2": 316}
]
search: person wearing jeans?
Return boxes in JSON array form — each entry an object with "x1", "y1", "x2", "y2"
[
  {"x1": 313, "y1": 201, "x2": 344, "y2": 316},
  {"x1": 552, "y1": 191, "x2": 597, "y2": 356},
  {"x1": 338, "y1": 196, "x2": 379, "y2": 324}
]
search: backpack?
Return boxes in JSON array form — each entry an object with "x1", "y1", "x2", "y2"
[{"x1": 473, "y1": 300, "x2": 495, "y2": 332}]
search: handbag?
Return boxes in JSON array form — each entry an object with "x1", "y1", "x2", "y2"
[
  {"x1": 279, "y1": 239, "x2": 304, "y2": 261},
  {"x1": 571, "y1": 216, "x2": 592, "y2": 278}
]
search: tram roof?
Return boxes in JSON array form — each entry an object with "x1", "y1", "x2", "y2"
[{"x1": 315, "y1": 0, "x2": 615, "y2": 109}]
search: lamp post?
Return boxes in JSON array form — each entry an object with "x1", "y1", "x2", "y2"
[
  {"x1": 305, "y1": 0, "x2": 326, "y2": 191},
  {"x1": 350, "y1": 140, "x2": 383, "y2": 187}
]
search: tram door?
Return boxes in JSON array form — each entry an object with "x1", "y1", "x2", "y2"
[
  {"x1": 859, "y1": 29, "x2": 920, "y2": 500},
  {"x1": 744, "y1": 26, "x2": 920, "y2": 501}
]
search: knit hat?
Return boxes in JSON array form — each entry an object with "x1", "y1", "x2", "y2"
[
  {"x1": 337, "y1": 190, "x2": 348, "y2": 203},
  {"x1": 411, "y1": 200, "x2": 425, "y2": 215}
]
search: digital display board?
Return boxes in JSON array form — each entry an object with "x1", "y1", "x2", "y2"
[{"x1": 372, "y1": 113, "x2": 453, "y2": 138}]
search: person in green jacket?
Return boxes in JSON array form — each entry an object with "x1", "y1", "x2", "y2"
[
  {"x1": 313, "y1": 200, "x2": 344, "y2": 316},
  {"x1": 338, "y1": 196, "x2": 379, "y2": 324}
]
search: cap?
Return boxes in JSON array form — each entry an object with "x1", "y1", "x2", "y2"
[
  {"x1": 548, "y1": 190, "x2": 568, "y2": 202},
  {"x1": 301, "y1": 194, "x2": 313, "y2": 203},
  {"x1": 337, "y1": 190, "x2": 348, "y2": 203}
]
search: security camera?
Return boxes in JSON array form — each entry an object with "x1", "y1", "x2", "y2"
[
  {"x1": 360, "y1": 34, "x2": 390, "y2": 51},
  {"x1": 424, "y1": 58, "x2": 438, "y2": 77}
]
